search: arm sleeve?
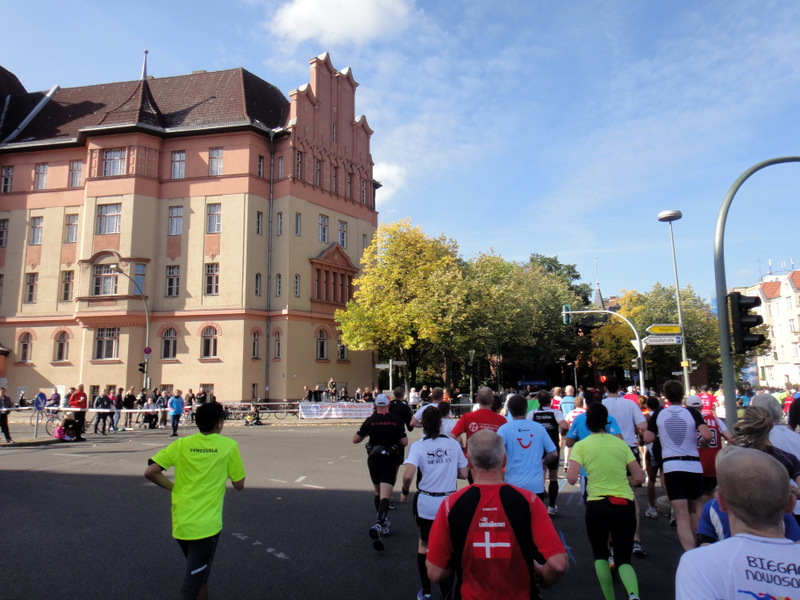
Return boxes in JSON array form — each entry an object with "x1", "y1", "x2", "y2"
[
  {"x1": 450, "y1": 416, "x2": 466, "y2": 438},
  {"x1": 227, "y1": 444, "x2": 246, "y2": 481},
  {"x1": 675, "y1": 551, "x2": 717, "y2": 600},
  {"x1": 606, "y1": 416, "x2": 622, "y2": 435}
]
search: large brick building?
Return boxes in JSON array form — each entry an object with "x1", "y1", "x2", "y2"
[{"x1": 0, "y1": 53, "x2": 378, "y2": 402}]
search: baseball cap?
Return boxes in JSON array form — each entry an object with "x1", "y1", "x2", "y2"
[
  {"x1": 685, "y1": 395, "x2": 702, "y2": 408},
  {"x1": 374, "y1": 393, "x2": 390, "y2": 406}
]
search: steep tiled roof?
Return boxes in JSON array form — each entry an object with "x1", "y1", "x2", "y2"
[
  {"x1": 0, "y1": 67, "x2": 289, "y2": 146},
  {"x1": 761, "y1": 281, "x2": 781, "y2": 299},
  {"x1": 790, "y1": 270, "x2": 800, "y2": 290}
]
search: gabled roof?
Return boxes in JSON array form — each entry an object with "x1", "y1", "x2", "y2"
[
  {"x1": 0, "y1": 67, "x2": 290, "y2": 147},
  {"x1": 311, "y1": 244, "x2": 358, "y2": 272},
  {"x1": 790, "y1": 270, "x2": 800, "y2": 290},
  {"x1": 761, "y1": 281, "x2": 782, "y2": 300}
]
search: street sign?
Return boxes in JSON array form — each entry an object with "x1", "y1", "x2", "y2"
[
  {"x1": 34, "y1": 392, "x2": 47, "y2": 411},
  {"x1": 375, "y1": 363, "x2": 390, "y2": 369},
  {"x1": 646, "y1": 324, "x2": 681, "y2": 334},
  {"x1": 144, "y1": 347, "x2": 152, "y2": 355},
  {"x1": 643, "y1": 335, "x2": 682, "y2": 345}
]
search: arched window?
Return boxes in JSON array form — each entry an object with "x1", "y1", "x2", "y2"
[
  {"x1": 252, "y1": 331, "x2": 260, "y2": 358},
  {"x1": 202, "y1": 326, "x2": 218, "y2": 358},
  {"x1": 19, "y1": 333, "x2": 32, "y2": 362},
  {"x1": 316, "y1": 330, "x2": 328, "y2": 360},
  {"x1": 274, "y1": 332, "x2": 281, "y2": 359},
  {"x1": 55, "y1": 331, "x2": 69, "y2": 362},
  {"x1": 162, "y1": 327, "x2": 178, "y2": 359}
]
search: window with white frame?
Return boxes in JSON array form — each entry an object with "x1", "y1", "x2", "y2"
[
  {"x1": 316, "y1": 330, "x2": 328, "y2": 360},
  {"x1": 65, "y1": 214, "x2": 78, "y2": 243},
  {"x1": 206, "y1": 203, "x2": 221, "y2": 233},
  {"x1": 275, "y1": 273, "x2": 282, "y2": 297},
  {"x1": 257, "y1": 211, "x2": 264, "y2": 235},
  {"x1": 274, "y1": 332, "x2": 281, "y2": 358},
  {"x1": 258, "y1": 155, "x2": 264, "y2": 178},
  {"x1": 34, "y1": 163, "x2": 48, "y2": 190},
  {"x1": 362, "y1": 233, "x2": 368, "y2": 251},
  {"x1": 338, "y1": 220, "x2": 347, "y2": 248},
  {"x1": 1, "y1": 166, "x2": 12, "y2": 193},
  {"x1": 171, "y1": 150, "x2": 186, "y2": 179},
  {"x1": 162, "y1": 327, "x2": 177, "y2": 359},
  {"x1": 169, "y1": 206, "x2": 183, "y2": 235},
  {"x1": 205, "y1": 263, "x2": 219, "y2": 295},
  {"x1": 793, "y1": 342, "x2": 799, "y2": 357},
  {"x1": 278, "y1": 156, "x2": 284, "y2": 179},
  {"x1": 295, "y1": 150, "x2": 303, "y2": 179},
  {"x1": 294, "y1": 274, "x2": 301, "y2": 297},
  {"x1": 30, "y1": 216, "x2": 43, "y2": 245},
  {"x1": 92, "y1": 265, "x2": 118, "y2": 296},
  {"x1": 55, "y1": 331, "x2": 69, "y2": 362},
  {"x1": 96, "y1": 203, "x2": 121, "y2": 234},
  {"x1": 134, "y1": 263, "x2": 146, "y2": 294},
  {"x1": 294, "y1": 212, "x2": 301, "y2": 236},
  {"x1": 209, "y1": 147, "x2": 223, "y2": 176},
  {"x1": 276, "y1": 212, "x2": 282, "y2": 236},
  {"x1": 790, "y1": 319, "x2": 796, "y2": 333},
  {"x1": 93, "y1": 327, "x2": 119, "y2": 360},
  {"x1": 255, "y1": 273, "x2": 262, "y2": 296},
  {"x1": 788, "y1": 296, "x2": 793, "y2": 310},
  {"x1": 318, "y1": 214, "x2": 328, "y2": 243},
  {"x1": 102, "y1": 149, "x2": 126, "y2": 176},
  {"x1": 0, "y1": 219, "x2": 7, "y2": 247},
  {"x1": 166, "y1": 266, "x2": 180, "y2": 297},
  {"x1": 201, "y1": 326, "x2": 218, "y2": 358},
  {"x1": 19, "y1": 333, "x2": 32, "y2": 362},
  {"x1": 69, "y1": 161, "x2": 83, "y2": 188},
  {"x1": 252, "y1": 331, "x2": 260, "y2": 358},
  {"x1": 61, "y1": 271, "x2": 74, "y2": 302},
  {"x1": 25, "y1": 273, "x2": 38, "y2": 303}
]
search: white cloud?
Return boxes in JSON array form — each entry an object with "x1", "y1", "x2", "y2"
[
  {"x1": 267, "y1": 0, "x2": 414, "y2": 47},
  {"x1": 372, "y1": 162, "x2": 406, "y2": 207}
]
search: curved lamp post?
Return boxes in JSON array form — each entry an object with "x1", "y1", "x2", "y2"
[{"x1": 111, "y1": 263, "x2": 151, "y2": 388}]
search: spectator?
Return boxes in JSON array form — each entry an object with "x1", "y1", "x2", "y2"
[{"x1": 0, "y1": 387, "x2": 13, "y2": 443}]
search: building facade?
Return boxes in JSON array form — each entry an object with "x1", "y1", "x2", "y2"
[
  {"x1": 738, "y1": 270, "x2": 800, "y2": 388},
  {"x1": 0, "y1": 53, "x2": 378, "y2": 402}
]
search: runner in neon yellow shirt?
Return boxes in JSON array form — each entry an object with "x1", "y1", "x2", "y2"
[{"x1": 146, "y1": 401, "x2": 245, "y2": 599}]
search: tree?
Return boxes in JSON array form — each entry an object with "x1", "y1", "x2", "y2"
[{"x1": 335, "y1": 219, "x2": 464, "y2": 387}]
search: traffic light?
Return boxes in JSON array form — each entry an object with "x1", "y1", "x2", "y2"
[
  {"x1": 562, "y1": 304, "x2": 571, "y2": 325},
  {"x1": 690, "y1": 359, "x2": 698, "y2": 372},
  {"x1": 631, "y1": 357, "x2": 642, "y2": 370},
  {"x1": 138, "y1": 362, "x2": 146, "y2": 373},
  {"x1": 729, "y1": 292, "x2": 766, "y2": 353}
]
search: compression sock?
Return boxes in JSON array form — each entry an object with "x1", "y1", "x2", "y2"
[
  {"x1": 594, "y1": 559, "x2": 615, "y2": 600},
  {"x1": 373, "y1": 495, "x2": 380, "y2": 511},
  {"x1": 377, "y1": 498, "x2": 390, "y2": 523},
  {"x1": 417, "y1": 553, "x2": 431, "y2": 594},
  {"x1": 617, "y1": 564, "x2": 639, "y2": 597},
  {"x1": 549, "y1": 479, "x2": 559, "y2": 507}
]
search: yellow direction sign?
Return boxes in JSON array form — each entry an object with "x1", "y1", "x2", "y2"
[{"x1": 647, "y1": 324, "x2": 681, "y2": 334}]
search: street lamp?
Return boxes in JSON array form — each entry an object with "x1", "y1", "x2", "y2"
[
  {"x1": 657, "y1": 210, "x2": 691, "y2": 388},
  {"x1": 111, "y1": 263, "x2": 151, "y2": 388},
  {"x1": 468, "y1": 349, "x2": 475, "y2": 402}
]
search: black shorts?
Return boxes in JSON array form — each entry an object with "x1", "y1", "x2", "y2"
[
  {"x1": 367, "y1": 455, "x2": 398, "y2": 486},
  {"x1": 663, "y1": 470, "x2": 704, "y2": 501},
  {"x1": 626, "y1": 446, "x2": 641, "y2": 478},
  {"x1": 700, "y1": 476, "x2": 718, "y2": 496},
  {"x1": 176, "y1": 533, "x2": 220, "y2": 599}
]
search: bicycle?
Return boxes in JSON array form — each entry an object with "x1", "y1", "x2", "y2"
[
  {"x1": 260, "y1": 401, "x2": 298, "y2": 420},
  {"x1": 30, "y1": 408, "x2": 63, "y2": 436}
]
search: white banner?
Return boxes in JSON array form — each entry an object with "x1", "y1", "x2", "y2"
[{"x1": 298, "y1": 402, "x2": 374, "y2": 420}]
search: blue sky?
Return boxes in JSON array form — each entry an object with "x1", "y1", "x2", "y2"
[{"x1": 4, "y1": 0, "x2": 800, "y2": 301}]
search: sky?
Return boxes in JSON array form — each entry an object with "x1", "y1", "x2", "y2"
[{"x1": 4, "y1": 0, "x2": 800, "y2": 302}]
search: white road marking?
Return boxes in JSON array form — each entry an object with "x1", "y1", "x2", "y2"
[
  {"x1": 268, "y1": 478, "x2": 287, "y2": 483},
  {"x1": 295, "y1": 476, "x2": 307, "y2": 483}
]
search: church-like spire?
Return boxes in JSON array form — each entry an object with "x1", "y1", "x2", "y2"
[
  {"x1": 593, "y1": 256, "x2": 605, "y2": 308},
  {"x1": 141, "y1": 49, "x2": 149, "y2": 80}
]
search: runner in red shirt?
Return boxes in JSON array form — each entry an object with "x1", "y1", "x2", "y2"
[
  {"x1": 68, "y1": 383, "x2": 88, "y2": 441},
  {"x1": 697, "y1": 385, "x2": 717, "y2": 413}
]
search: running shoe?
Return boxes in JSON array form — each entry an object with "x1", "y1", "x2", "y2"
[
  {"x1": 645, "y1": 506, "x2": 658, "y2": 519},
  {"x1": 416, "y1": 590, "x2": 432, "y2": 600},
  {"x1": 369, "y1": 524, "x2": 384, "y2": 551},
  {"x1": 608, "y1": 547, "x2": 615, "y2": 571},
  {"x1": 381, "y1": 518, "x2": 391, "y2": 536},
  {"x1": 547, "y1": 505, "x2": 558, "y2": 516},
  {"x1": 669, "y1": 508, "x2": 677, "y2": 528},
  {"x1": 632, "y1": 541, "x2": 647, "y2": 557}
]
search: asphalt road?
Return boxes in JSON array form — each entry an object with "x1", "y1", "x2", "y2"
[{"x1": 1, "y1": 420, "x2": 686, "y2": 599}]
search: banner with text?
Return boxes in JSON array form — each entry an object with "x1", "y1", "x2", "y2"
[{"x1": 298, "y1": 402, "x2": 374, "y2": 420}]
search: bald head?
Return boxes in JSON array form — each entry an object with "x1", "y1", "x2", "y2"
[
  {"x1": 717, "y1": 447, "x2": 791, "y2": 530},
  {"x1": 565, "y1": 385, "x2": 575, "y2": 396},
  {"x1": 476, "y1": 386, "x2": 494, "y2": 407},
  {"x1": 468, "y1": 430, "x2": 505, "y2": 471}
]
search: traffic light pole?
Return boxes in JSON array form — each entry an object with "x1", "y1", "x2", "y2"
[
  {"x1": 562, "y1": 308, "x2": 647, "y2": 392},
  {"x1": 112, "y1": 265, "x2": 151, "y2": 390},
  {"x1": 714, "y1": 157, "x2": 800, "y2": 426}
]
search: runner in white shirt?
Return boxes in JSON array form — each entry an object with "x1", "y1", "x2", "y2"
[
  {"x1": 401, "y1": 405, "x2": 468, "y2": 600},
  {"x1": 411, "y1": 386, "x2": 444, "y2": 429}
]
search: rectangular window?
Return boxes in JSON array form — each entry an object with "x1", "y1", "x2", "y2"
[
  {"x1": 256, "y1": 211, "x2": 264, "y2": 235},
  {"x1": 331, "y1": 166, "x2": 337, "y2": 195},
  {"x1": 102, "y1": 149, "x2": 126, "y2": 176},
  {"x1": 168, "y1": 206, "x2": 183, "y2": 236},
  {"x1": 1, "y1": 166, "x2": 12, "y2": 193},
  {"x1": 166, "y1": 266, "x2": 180, "y2": 297},
  {"x1": 205, "y1": 263, "x2": 219, "y2": 295},
  {"x1": 790, "y1": 319, "x2": 796, "y2": 334},
  {"x1": 30, "y1": 216, "x2": 43, "y2": 245},
  {"x1": 276, "y1": 212, "x2": 283, "y2": 236},
  {"x1": 255, "y1": 273, "x2": 262, "y2": 296},
  {"x1": 209, "y1": 147, "x2": 223, "y2": 176},
  {"x1": 278, "y1": 156, "x2": 284, "y2": 179},
  {"x1": 93, "y1": 327, "x2": 120, "y2": 360},
  {"x1": 294, "y1": 274, "x2": 301, "y2": 297},
  {"x1": 65, "y1": 214, "x2": 78, "y2": 243},
  {"x1": 206, "y1": 203, "x2": 221, "y2": 233},
  {"x1": 257, "y1": 155, "x2": 264, "y2": 178},
  {"x1": 314, "y1": 159, "x2": 321, "y2": 186},
  {"x1": 362, "y1": 233, "x2": 368, "y2": 250},
  {"x1": 318, "y1": 214, "x2": 328, "y2": 243},
  {"x1": 69, "y1": 161, "x2": 83, "y2": 188},
  {"x1": 361, "y1": 179, "x2": 367, "y2": 204},
  {"x1": 92, "y1": 265, "x2": 118, "y2": 296},
  {"x1": 61, "y1": 271, "x2": 74, "y2": 302},
  {"x1": 273, "y1": 333, "x2": 280, "y2": 359},
  {"x1": 25, "y1": 273, "x2": 38, "y2": 303},
  {"x1": 295, "y1": 151, "x2": 303, "y2": 179},
  {"x1": 134, "y1": 263, "x2": 146, "y2": 294},
  {"x1": 0, "y1": 274, "x2": 4, "y2": 303},
  {"x1": 96, "y1": 203, "x2": 121, "y2": 234},
  {"x1": 346, "y1": 173, "x2": 352, "y2": 199},
  {"x1": 252, "y1": 332, "x2": 260, "y2": 359},
  {"x1": 338, "y1": 221, "x2": 347, "y2": 248},
  {"x1": 171, "y1": 150, "x2": 186, "y2": 179},
  {"x1": 275, "y1": 273, "x2": 282, "y2": 297},
  {"x1": 34, "y1": 163, "x2": 48, "y2": 190},
  {"x1": 332, "y1": 122, "x2": 337, "y2": 143},
  {"x1": 294, "y1": 213, "x2": 302, "y2": 236},
  {"x1": 0, "y1": 219, "x2": 8, "y2": 247}
]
